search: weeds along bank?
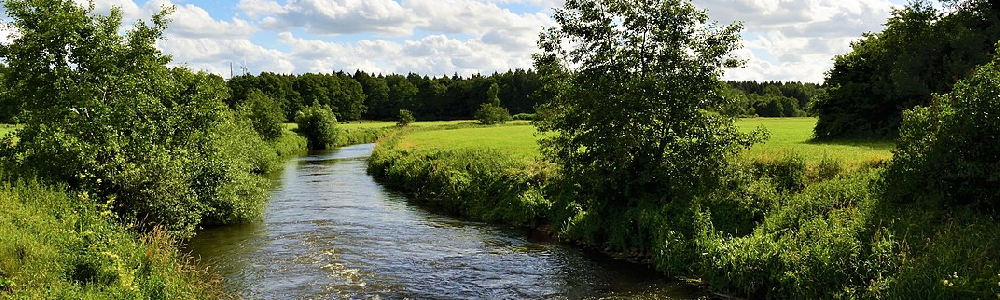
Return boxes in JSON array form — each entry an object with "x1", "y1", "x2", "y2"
[
  {"x1": 367, "y1": 123, "x2": 555, "y2": 227},
  {"x1": 0, "y1": 179, "x2": 223, "y2": 298},
  {"x1": 367, "y1": 121, "x2": 1000, "y2": 299}
]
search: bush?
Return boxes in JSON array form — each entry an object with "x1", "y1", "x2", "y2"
[
  {"x1": 750, "y1": 153, "x2": 807, "y2": 193},
  {"x1": 0, "y1": 178, "x2": 223, "y2": 298},
  {"x1": 294, "y1": 104, "x2": 340, "y2": 150},
  {"x1": 884, "y1": 42, "x2": 1000, "y2": 212},
  {"x1": 397, "y1": 109, "x2": 415, "y2": 126},
  {"x1": 239, "y1": 89, "x2": 285, "y2": 141},
  {"x1": 512, "y1": 113, "x2": 536, "y2": 121},
  {"x1": 475, "y1": 102, "x2": 512, "y2": 125}
]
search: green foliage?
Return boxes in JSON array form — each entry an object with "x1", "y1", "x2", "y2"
[
  {"x1": 240, "y1": 89, "x2": 285, "y2": 141},
  {"x1": 0, "y1": 178, "x2": 223, "y2": 298},
  {"x1": 535, "y1": 0, "x2": 762, "y2": 229},
  {"x1": 0, "y1": 1, "x2": 275, "y2": 237},
  {"x1": 475, "y1": 103, "x2": 512, "y2": 125},
  {"x1": 884, "y1": 43, "x2": 1000, "y2": 212},
  {"x1": 397, "y1": 109, "x2": 415, "y2": 126},
  {"x1": 512, "y1": 113, "x2": 536, "y2": 121},
  {"x1": 368, "y1": 134, "x2": 555, "y2": 227},
  {"x1": 816, "y1": 0, "x2": 1000, "y2": 139},
  {"x1": 475, "y1": 83, "x2": 511, "y2": 125},
  {"x1": 294, "y1": 104, "x2": 340, "y2": 150},
  {"x1": 750, "y1": 153, "x2": 807, "y2": 193}
]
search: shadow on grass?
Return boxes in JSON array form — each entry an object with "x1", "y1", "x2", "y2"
[{"x1": 804, "y1": 137, "x2": 895, "y2": 150}]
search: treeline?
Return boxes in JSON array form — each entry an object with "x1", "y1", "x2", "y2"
[
  {"x1": 722, "y1": 81, "x2": 825, "y2": 117},
  {"x1": 816, "y1": 0, "x2": 1000, "y2": 139},
  {"x1": 225, "y1": 69, "x2": 548, "y2": 122}
]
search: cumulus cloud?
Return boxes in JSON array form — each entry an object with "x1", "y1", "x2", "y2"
[
  {"x1": 144, "y1": 0, "x2": 256, "y2": 39},
  {"x1": 240, "y1": 0, "x2": 411, "y2": 36},
  {"x1": 697, "y1": 0, "x2": 898, "y2": 81},
  {"x1": 237, "y1": 0, "x2": 554, "y2": 38},
  {"x1": 3, "y1": 0, "x2": 906, "y2": 82}
]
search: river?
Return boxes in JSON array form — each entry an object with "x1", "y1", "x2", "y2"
[{"x1": 187, "y1": 143, "x2": 706, "y2": 299}]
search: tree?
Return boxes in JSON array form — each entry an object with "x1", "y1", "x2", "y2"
[
  {"x1": 0, "y1": 0, "x2": 270, "y2": 237},
  {"x1": 816, "y1": 0, "x2": 1000, "y2": 139},
  {"x1": 884, "y1": 43, "x2": 1000, "y2": 212},
  {"x1": 240, "y1": 89, "x2": 285, "y2": 141},
  {"x1": 475, "y1": 82, "x2": 511, "y2": 125},
  {"x1": 294, "y1": 104, "x2": 339, "y2": 150},
  {"x1": 535, "y1": 0, "x2": 760, "y2": 214},
  {"x1": 397, "y1": 109, "x2": 415, "y2": 126}
]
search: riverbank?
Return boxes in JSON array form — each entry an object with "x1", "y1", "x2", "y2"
[{"x1": 366, "y1": 118, "x2": 1000, "y2": 299}]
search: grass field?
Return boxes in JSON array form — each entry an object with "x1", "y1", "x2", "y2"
[
  {"x1": 737, "y1": 118, "x2": 893, "y2": 167},
  {"x1": 394, "y1": 118, "x2": 894, "y2": 167},
  {"x1": 397, "y1": 122, "x2": 540, "y2": 161}
]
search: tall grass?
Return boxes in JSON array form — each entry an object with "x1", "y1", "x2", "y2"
[
  {"x1": 368, "y1": 131, "x2": 556, "y2": 227},
  {"x1": 0, "y1": 178, "x2": 223, "y2": 298}
]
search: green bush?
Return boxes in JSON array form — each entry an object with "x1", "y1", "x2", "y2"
[
  {"x1": 397, "y1": 109, "x2": 415, "y2": 126},
  {"x1": 884, "y1": 43, "x2": 1000, "y2": 212},
  {"x1": 239, "y1": 89, "x2": 285, "y2": 141},
  {"x1": 750, "y1": 153, "x2": 807, "y2": 193},
  {"x1": 0, "y1": 178, "x2": 223, "y2": 298},
  {"x1": 367, "y1": 136, "x2": 555, "y2": 227},
  {"x1": 294, "y1": 104, "x2": 340, "y2": 150},
  {"x1": 512, "y1": 113, "x2": 536, "y2": 121},
  {"x1": 475, "y1": 102, "x2": 512, "y2": 125}
]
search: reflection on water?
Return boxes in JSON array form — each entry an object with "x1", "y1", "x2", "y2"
[{"x1": 187, "y1": 143, "x2": 706, "y2": 299}]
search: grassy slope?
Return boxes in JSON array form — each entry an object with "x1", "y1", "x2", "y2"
[{"x1": 0, "y1": 180, "x2": 223, "y2": 299}]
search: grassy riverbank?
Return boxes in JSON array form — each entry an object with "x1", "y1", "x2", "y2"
[
  {"x1": 0, "y1": 126, "x2": 310, "y2": 298},
  {"x1": 367, "y1": 117, "x2": 1000, "y2": 299}
]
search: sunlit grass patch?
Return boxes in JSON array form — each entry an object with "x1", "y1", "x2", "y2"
[
  {"x1": 737, "y1": 117, "x2": 893, "y2": 169},
  {"x1": 397, "y1": 123, "x2": 541, "y2": 162}
]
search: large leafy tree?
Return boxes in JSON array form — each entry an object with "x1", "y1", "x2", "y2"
[
  {"x1": 815, "y1": 0, "x2": 1000, "y2": 139},
  {"x1": 0, "y1": 0, "x2": 269, "y2": 237},
  {"x1": 535, "y1": 0, "x2": 761, "y2": 211}
]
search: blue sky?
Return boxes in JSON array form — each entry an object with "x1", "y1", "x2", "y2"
[{"x1": 33, "y1": 0, "x2": 921, "y2": 82}]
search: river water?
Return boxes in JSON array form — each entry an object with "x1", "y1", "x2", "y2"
[{"x1": 187, "y1": 143, "x2": 705, "y2": 299}]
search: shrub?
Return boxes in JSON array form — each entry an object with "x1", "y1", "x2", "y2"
[
  {"x1": 750, "y1": 153, "x2": 807, "y2": 193},
  {"x1": 884, "y1": 42, "x2": 1000, "y2": 212},
  {"x1": 475, "y1": 103, "x2": 512, "y2": 125},
  {"x1": 512, "y1": 113, "x2": 536, "y2": 121},
  {"x1": 294, "y1": 104, "x2": 340, "y2": 150},
  {"x1": 239, "y1": 89, "x2": 285, "y2": 141},
  {"x1": 397, "y1": 109, "x2": 415, "y2": 126}
]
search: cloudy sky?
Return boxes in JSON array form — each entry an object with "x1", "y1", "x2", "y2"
[{"x1": 8, "y1": 0, "x2": 916, "y2": 82}]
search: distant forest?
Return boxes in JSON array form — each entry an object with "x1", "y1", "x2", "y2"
[
  {"x1": 0, "y1": 66, "x2": 823, "y2": 124},
  {"x1": 223, "y1": 70, "x2": 824, "y2": 122}
]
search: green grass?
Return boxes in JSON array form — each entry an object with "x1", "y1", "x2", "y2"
[
  {"x1": 394, "y1": 118, "x2": 893, "y2": 168},
  {"x1": 737, "y1": 118, "x2": 893, "y2": 167},
  {"x1": 397, "y1": 122, "x2": 541, "y2": 161},
  {"x1": 0, "y1": 178, "x2": 223, "y2": 298},
  {"x1": 283, "y1": 120, "x2": 471, "y2": 131}
]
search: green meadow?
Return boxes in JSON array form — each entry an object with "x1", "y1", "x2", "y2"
[{"x1": 391, "y1": 118, "x2": 893, "y2": 167}]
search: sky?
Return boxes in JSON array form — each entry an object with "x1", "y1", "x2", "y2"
[{"x1": 4, "y1": 0, "x2": 917, "y2": 82}]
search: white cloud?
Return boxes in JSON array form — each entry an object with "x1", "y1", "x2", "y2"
[
  {"x1": 240, "y1": 0, "x2": 411, "y2": 36},
  {"x1": 158, "y1": 37, "x2": 296, "y2": 76},
  {"x1": 1, "y1": 0, "x2": 906, "y2": 82},
  {"x1": 145, "y1": 0, "x2": 256, "y2": 39},
  {"x1": 697, "y1": 0, "x2": 898, "y2": 81}
]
